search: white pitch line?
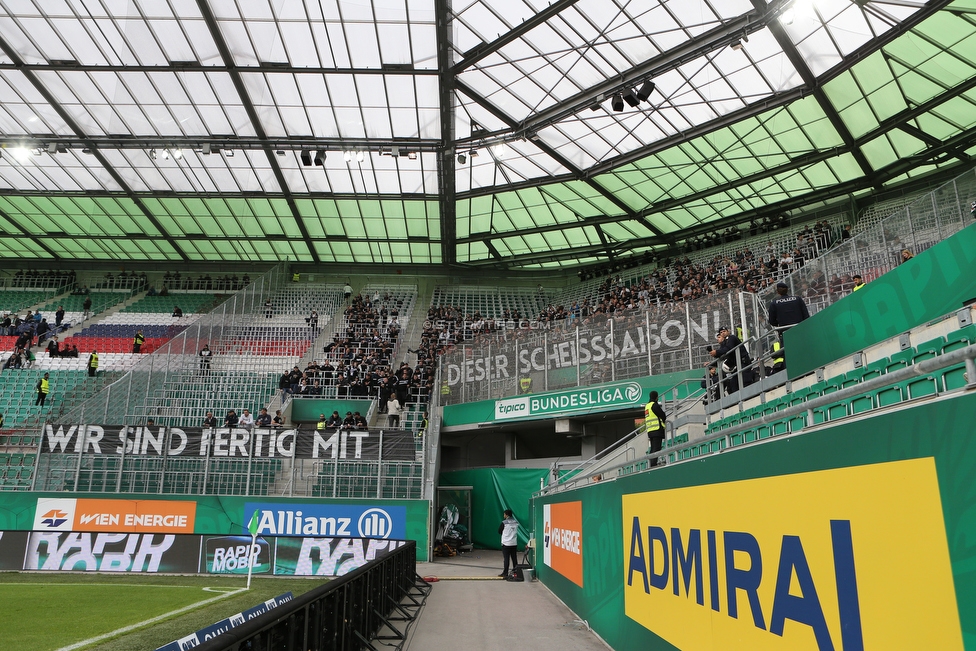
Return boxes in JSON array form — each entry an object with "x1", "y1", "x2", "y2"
[
  {"x1": 2, "y1": 583, "x2": 229, "y2": 588},
  {"x1": 54, "y1": 587, "x2": 248, "y2": 651}
]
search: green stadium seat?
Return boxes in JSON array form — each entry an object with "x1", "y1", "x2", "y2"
[
  {"x1": 827, "y1": 401, "x2": 848, "y2": 420},
  {"x1": 941, "y1": 364, "x2": 969, "y2": 391},
  {"x1": 888, "y1": 349, "x2": 915, "y2": 366},
  {"x1": 841, "y1": 368, "x2": 867, "y2": 388},
  {"x1": 875, "y1": 383, "x2": 905, "y2": 407},
  {"x1": 850, "y1": 393, "x2": 874, "y2": 414},
  {"x1": 906, "y1": 374, "x2": 938, "y2": 399},
  {"x1": 941, "y1": 325, "x2": 976, "y2": 354},
  {"x1": 912, "y1": 337, "x2": 945, "y2": 364}
]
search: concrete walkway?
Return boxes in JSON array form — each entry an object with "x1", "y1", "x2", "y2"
[{"x1": 405, "y1": 550, "x2": 609, "y2": 651}]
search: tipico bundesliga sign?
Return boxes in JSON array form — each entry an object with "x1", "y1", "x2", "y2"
[{"x1": 495, "y1": 381, "x2": 644, "y2": 421}]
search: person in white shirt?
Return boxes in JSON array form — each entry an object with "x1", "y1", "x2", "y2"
[
  {"x1": 238, "y1": 409, "x2": 255, "y2": 430},
  {"x1": 387, "y1": 395, "x2": 402, "y2": 428},
  {"x1": 498, "y1": 509, "x2": 520, "y2": 578}
]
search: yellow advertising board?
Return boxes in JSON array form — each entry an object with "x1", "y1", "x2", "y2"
[{"x1": 622, "y1": 458, "x2": 962, "y2": 650}]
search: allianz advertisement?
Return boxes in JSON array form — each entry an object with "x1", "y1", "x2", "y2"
[
  {"x1": 495, "y1": 381, "x2": 644, "y2": 421},
  {"x1": 622, "y1": 458, "x2": 964, "y2": 650}
]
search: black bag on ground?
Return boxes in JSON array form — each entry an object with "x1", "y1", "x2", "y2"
[{"x1": 506, "y1": 566, "x2": 524, "y2": 582}]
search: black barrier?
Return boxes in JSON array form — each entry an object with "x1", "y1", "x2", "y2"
[{"x1": 192, "y1": 540, "x2": 430, "y2": 651}]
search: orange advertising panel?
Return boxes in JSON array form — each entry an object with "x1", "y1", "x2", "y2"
[
  {"x1": 35, "y1": 498, "x2": 197, "y2": 534},
  {"x1": 543, "y1": 501, "x2": 583, "y2": 587}
]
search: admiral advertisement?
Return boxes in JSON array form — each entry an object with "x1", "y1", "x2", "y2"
[
  {"x1": 543, "y1": 501, "x2": 583, "y2": 587},
  {"x1": 39, "y1": 424, "x2": 415, "y2": 460},
  {"x1": 622, "y1": 458, "x2": 964, "y2": 650}
]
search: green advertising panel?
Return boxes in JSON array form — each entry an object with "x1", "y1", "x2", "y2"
[
  {"x1": 442, "y1": 370, "x2": 701, "y2": 427},
  {"x1": 786, "y1": 223, "x2": 976, "y2": 379},
  {"x1": 3, "y1": 494, "x2": 430, "y2": 561},
  {"x1": 290, "y1": 399, "x2": 374, "y2": 423},
  {"x1": 533, "y1": 391, "x2": 976, "y2": 651}
]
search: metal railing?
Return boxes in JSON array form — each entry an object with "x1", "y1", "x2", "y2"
[{"x1": 193, "y1": 540, "x2": 429, "y2": 651}]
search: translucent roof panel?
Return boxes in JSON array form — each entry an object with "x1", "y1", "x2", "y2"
[{"x1": 0, "y1": 0, "x2": 971, "y2": 268}]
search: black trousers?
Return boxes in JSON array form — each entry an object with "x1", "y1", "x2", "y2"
[
  {"x1": 649, "y1": 431, "x2": 664, "y2": 467},
  {"x1": 502, "y1": 545, "x2": 518, "y2": 574}
]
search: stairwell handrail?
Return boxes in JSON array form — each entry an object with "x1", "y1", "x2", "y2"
[{"x1": 541, "y1": 341, "x2": 976, "y2": 495}]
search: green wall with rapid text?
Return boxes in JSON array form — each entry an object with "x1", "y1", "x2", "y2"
[
  {"x1": 785, "y1": 223, "x2": 976, "y2": 378},
  {"x1": 532, "y1": 391, "x2": 976, "y2": 650}
]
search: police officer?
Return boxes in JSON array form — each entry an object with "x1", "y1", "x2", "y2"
[
  {"x1": 644, "y1": 390, "x2": 667, "y2": 467},
  {"x1": 767, "y1": 282, "x2": 809, "y2": 337},
  {"x1": 710, "y1": 326, "x2": 754, "y2": 394}
]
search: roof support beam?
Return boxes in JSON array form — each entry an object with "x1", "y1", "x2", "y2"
[
  {"x1": 0, "y1": 136, "x2": 441, "y2": 153},
  {"x1": 0, "y1": 207, "x2": 61, "y2": 258},
  {"x1": 750, "y1": 0, "x2": 873, "y2": 177},
  {"x1": 0, "y1": 40, "x2": 189, "y2": 263},
  {"x1": 0, "y1": 62, "x2": 438, "y2": 75},
  {"x1": 435, "y1": 0, "x2": 458, "y2": 265},
  {"x1": 453, "y1": 4, "x2": 784, "y2": 149},
  {"x1": 451, "y1": 0, "x2": 581, "y2": 74},
  {"x1": 195, "y1": 0, "x2": 319, "y2": 264},
  {"x1": 456, "y1": 80, "x2": 668, "y2": 239}
]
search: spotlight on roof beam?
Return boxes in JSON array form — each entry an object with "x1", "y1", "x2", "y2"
[
  {"x1": 149, "y1": 149, "x2": 157, "y2": 160},
  {"x1": 314, "y1": 150, "x2": 326, "y2": 166},
  {"x1": 172, "y1": 148, "x2": 183, "y2": 160},
  {"x1": 637, "y1": 80, "x2": 655, "y2": 102},
  {"x1": 47, "y1": 142, "x2": 58, "y2": 154},
  {"x1": 300, "y1": 149, "x2": 312, "y2": 166},
  {"x1": 356, "y1": 151, "x2": 365, "y2": 162},
  {"x1": 343, "y1": 151, "x2": 352, "y2": 162},
  {"x1": 161, "y1": 149, "x2": 170, "y2": 160},
  {"x1": 622, "y1": 88, "x2": 640, "y2": 108},
  {"x1": 611, "y1": 93, "x2": 624, "y2": 112},
  {"x1": 730, "y1": 39, "x2": 743, "y2": 51},
  {"x1": 407, "y1": 151, "x2": 417, "y2": 160},
  {"x1": 206, "y1": 143, "x2": 221, "y2": 155},
  {"x1": 457, "y1": 153, "x2": 466, "y2": 164},
  {"x1": 276, "y1": 149, "x2": 285, "y2": 156}
]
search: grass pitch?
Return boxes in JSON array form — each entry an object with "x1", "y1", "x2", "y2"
[{"x1": 0, "y1": 573, "x2": 324, "y2": 651}]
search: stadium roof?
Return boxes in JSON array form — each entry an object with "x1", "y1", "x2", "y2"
[{"x1": 0, "y1": 0, "x2": 974, "y2": 270}]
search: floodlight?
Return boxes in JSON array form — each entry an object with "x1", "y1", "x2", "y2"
[
  {"x1": 637, "y1": 81, "x2": 655, "y2": 102},
  {"x1": 343, "y1": 151, "x2": 352, "y2": 162},
  {"x1": 622, "y1": 88, "x2": 640, "y2": 108},
  {"x1": 611, "y1": 93, "x2": 624, "y2": 112},
  {"x1": 314, "y1": 150, "x2": 326, "y2": 165},
  {"x1": 300, "y1": 149, "x2": 312, "y2": 166},
  {"x1": 161, "y1": 149, "x2": 170, "y2": 160},
  {"x1": 149, "y1": 149, "x2": 157, "y2": 160},
  {"x1": 47, "y1": 142, "x2": 58, "y2": 154},
  {"x1": 730, "y1": 39, "x2": 743, "y2": 51},
  {"x1": 457, "y1": 153, "x2": 466, "y2": 164},
  {"x1": 356, "y1": 151, "x2": 365, "y2": 162},
  {"x1": 172, "y1": 148, "x2": 183, "y2": 160}
]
